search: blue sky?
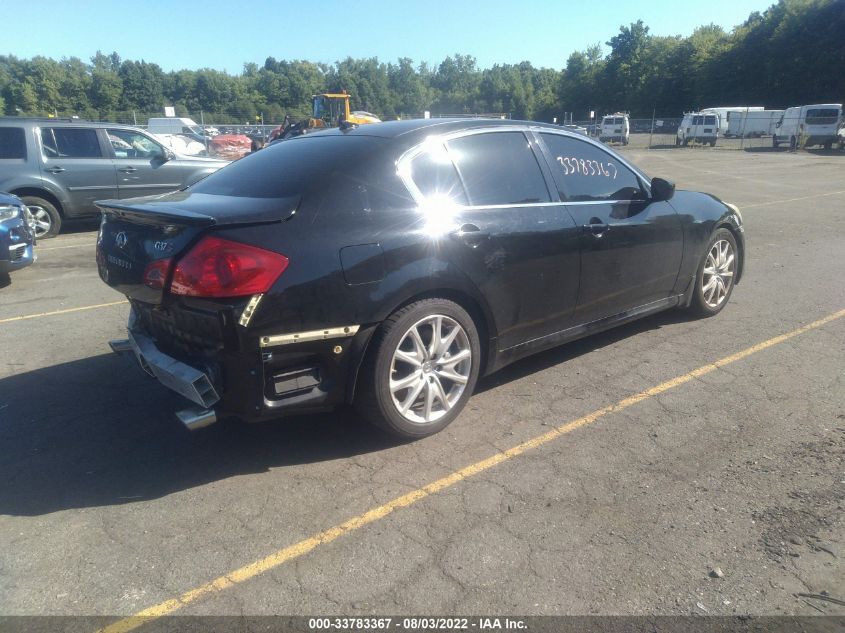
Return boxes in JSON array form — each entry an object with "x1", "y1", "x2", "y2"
[{"x1": 4, "y1": 0, "x2": 775, "y2": 73}]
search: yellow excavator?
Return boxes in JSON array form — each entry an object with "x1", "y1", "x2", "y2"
[{"x1": 271, "y1": 91, "x2": 381, "y2": 142}]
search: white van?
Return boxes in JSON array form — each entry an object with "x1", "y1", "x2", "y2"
[
  {"x1": 599, "y1": 113, "x2": 629, "y2": 144},
  {"x1": 676, "y1": 112, "x2": 719, "y2": 146},
  {"x1": 773, "y1": 104, "x2": 843, "y2": 149},
  {"x1": 725, "y1": 110, "x2": 784, "y2": 138},
  {"x1": 147, "y1": 117, "x2": 207, "y2": 144}
]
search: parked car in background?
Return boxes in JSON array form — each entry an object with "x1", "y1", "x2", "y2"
[
  {"x1": 0, "y1": 191, "x2": 35, "y2": 279},
  {"x1": 773, "y1": 104, "x2": 843, "y2": 149},
  {"x1": 599, "y1": 113, "x2": 629, "y2": 144},
  {"x1": 561, "y1": 124, "x2": 588, "y2": 136},
  {"x1": 147, "y1": 117, "x2": 208, "y2": 144},
  {"x1": 98, "y1": 118, "x2": 744, "y2": 439},
  {"x1": 0, "y1": 118, "x2": 228, "y2": 238},
  {"x1": 676, "y1": 112, "x2": 719, "y2": 146}
]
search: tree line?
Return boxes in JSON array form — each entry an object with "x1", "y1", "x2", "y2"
[{"x1": 1, "y1": 0, "x2": 842, "y2": 125}]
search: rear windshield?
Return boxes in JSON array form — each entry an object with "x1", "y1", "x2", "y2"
[
  {"x1": 0, "y1": 127, "x2": 27, "y2": 159},
  {"x1": 190, "y1": 135, "x2": 386, "y2": 198},
  {"x1": 704, "y1": 115, "x2": 717, "y2": 125},
  {"x1": 806, "y1": 109, "x2": 840, "y2": 125}
]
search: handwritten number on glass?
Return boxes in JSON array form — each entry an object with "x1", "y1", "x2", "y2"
[{"x1": 556, "y1": 156, "x2": 617, "y2": 179}]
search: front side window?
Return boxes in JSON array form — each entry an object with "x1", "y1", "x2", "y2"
[
  {"x1": 42, "y1": 128, "x2": 102, "y2": 158},
  {"x1": 0, "y1": 127, "x2": 26, "y2": 159},
  {"x1": 107, "y1": 129, "x2": 164, "y2": 159},
  {"x1": 446, "y1": 131, "x2": 550, "y2": 206},
  {"x1": 540, "y1": 133, "x2": 646, "y2": 202}
]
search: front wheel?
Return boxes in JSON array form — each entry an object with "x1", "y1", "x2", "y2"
[
  {"x1": 20, "y1": 196, "x2": 62, "y2": 238},
  {"x1": 689, "y1": 228, "x2": 738, "y2": 317},
  {"x1": 355, "y1": 298, "x2": 481, "y2": 438}
]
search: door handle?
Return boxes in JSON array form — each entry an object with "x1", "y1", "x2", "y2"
[
  {"x1": 450, "y1": 223, "x2": 489, "y2": 246},
  {"x1": 46, "y1": 166, "x2": 65, "y2": 174},
  {"x1": 584, "y1": 217, "x2": 609, "y2": 236},
  {"x1": 118, "y1": 166, "x2": 138, "y2": 174}
]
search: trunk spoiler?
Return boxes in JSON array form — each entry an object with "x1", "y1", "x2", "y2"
[{"x1": 96, "y1": 191, "x2": 301, "y2": 227}]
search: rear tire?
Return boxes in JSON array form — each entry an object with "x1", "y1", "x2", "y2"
[
  {"x1": 20, "y1": 196, "x2": 61, "y2": 239},
  {"x1": 689, "y1": 228, "x2": 738, "y2": 318},
  {"x1": 355, "y1": 298, "x2": 481, "y2": 439}
]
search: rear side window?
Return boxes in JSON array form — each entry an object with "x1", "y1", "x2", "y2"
[
  {"x1": 540, "y1": 133, "x2": 647, "y2": 202},
  {"x1": 191, "y1": 135, "x2": 386, "y2": 198},
  {"x1": 446, "y1": 132, "x2": 550, "y2": 206},
  {"x1": 42, "y1": 128, "x2": 102, "y2": 158},
  {"x1": 0, "y1": 127, "x2": 27, "y2": 159},
  {"x1": 806, "y1": 109, "x2": 839, "y2": 125},
  {"x1": 407, "y1": 143, "x2": 468, "y2": 205}
]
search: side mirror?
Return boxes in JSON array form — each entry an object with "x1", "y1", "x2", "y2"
[
  {"x1": 162, "y1": 149, "x2": 175, "y2": 162},
  {"x1": 651, "y1": 177, "x2": 675, "y2": 202}
]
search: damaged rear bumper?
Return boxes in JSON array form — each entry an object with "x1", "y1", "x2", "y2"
[{"x1": 110, "y1": 306, "x2": 373, "y2": 430}]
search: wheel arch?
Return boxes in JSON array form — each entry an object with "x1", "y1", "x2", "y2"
[
  {"x1": 10, "y1": 187, "x2": 65, "y2": 217},
  {"x1": 345, "y1": 286, "x2": 497, "y2": 404},
  {"x1": 713, "y1": 221, "x2": 745, "y2": 284}
]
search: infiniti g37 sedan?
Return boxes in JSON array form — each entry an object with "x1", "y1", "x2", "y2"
[{"x1": 97, "y1": 119, "x2": 744, "y2": 438}]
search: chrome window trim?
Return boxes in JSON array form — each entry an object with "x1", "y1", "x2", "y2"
[
  {"x1": 397, "y1": 125, "x2": 562, "y2": 209},
  {"x1": 397, "y1": 124, "x2": 653, "y2": 208}
]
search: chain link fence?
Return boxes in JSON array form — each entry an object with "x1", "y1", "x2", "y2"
[{"x1": 22, "y1": 108, "x2": 845, "y2": 153}]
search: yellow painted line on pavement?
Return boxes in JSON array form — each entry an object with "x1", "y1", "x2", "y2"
[
  {"x1": 740, "y1": 190, "x2": 845, "y2": 209},
  {"x1": 0, "y1": 300, "x2": 128, "y2": 324},
  {"x1": 37, "y1": 243, "x2": 95, "y2": 251},
  {"x1": 97, "y1": 307, "x2": 845, "y2": 633}
]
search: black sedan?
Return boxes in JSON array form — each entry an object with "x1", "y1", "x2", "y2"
[{"x1": 96, "y1": 119, "x2": 744, "y2": 438}]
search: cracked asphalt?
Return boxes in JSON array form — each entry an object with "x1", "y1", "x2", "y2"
[{"x1": 0, "y1": 146, "x2": 843, "y2": 621}]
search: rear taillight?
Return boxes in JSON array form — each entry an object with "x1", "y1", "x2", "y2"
[
  {"x1": 143, "y1": 258, "x2": 172, "y2": 290},
  {"x1": 170, "y1": 236, "x2": 289, "y2": 298}
]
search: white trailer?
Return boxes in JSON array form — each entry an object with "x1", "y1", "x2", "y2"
[
  {"x1": 725, "y1": 110, "x2": 784, "y2": 138},
  {"x1": 701, "y1": 106, "x2": 763, "y2": 136}
]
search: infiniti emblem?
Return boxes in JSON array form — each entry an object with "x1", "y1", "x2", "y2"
[{"x1": 114, "y1": 231, "x2": 128, "y2": 249}]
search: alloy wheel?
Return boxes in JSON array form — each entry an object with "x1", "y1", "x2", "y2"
[
  {"x1": 702, "y1": 239, "x2": 735, "y2": 308},
  {"x1": 389, "y1": 314, "x2": 472, "y2": 424},
  {"x1": 27, "y1": 205, "x2": 53, "y2": 238}
]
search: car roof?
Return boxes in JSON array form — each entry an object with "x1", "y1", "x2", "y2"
[
  {"x1": 0, "y1": 118, "x2": 142, "y2": 131},
  {"x1": 296, "y1": 117, "x2": 577, "y2": 147}
]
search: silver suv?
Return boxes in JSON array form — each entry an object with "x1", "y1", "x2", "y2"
[{"x1": 0, "y1": 118, "x2": 229, "y2": 238}]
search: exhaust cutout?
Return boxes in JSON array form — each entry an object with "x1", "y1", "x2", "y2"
[
  {"x1": 176, "y1": 405, "x2": 217, "y2": 431},
  {"x1": 109, "y1": 339, "x2": 132, "y2": 354}
]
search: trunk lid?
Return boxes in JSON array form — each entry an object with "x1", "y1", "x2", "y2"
[{"x1": 96, "y1": 191, "x2": 298, "y2": 304}]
